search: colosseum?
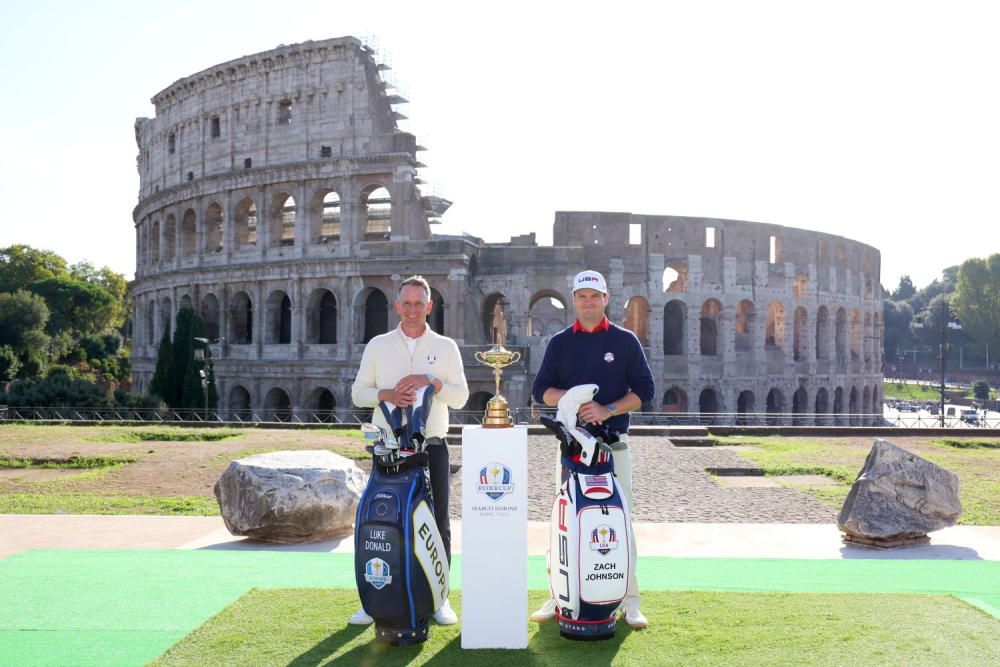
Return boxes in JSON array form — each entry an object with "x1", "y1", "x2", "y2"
[{"x1": 131, "y1": 36, "x2": 884, "y2": 424}]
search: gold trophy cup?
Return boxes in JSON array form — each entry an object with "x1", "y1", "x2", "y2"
[{"x1": 474, "y1": 337, "x2": 521, "y2": 428}]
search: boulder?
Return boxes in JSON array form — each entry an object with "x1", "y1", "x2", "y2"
[
  {"x1": 838, "y1": 439, "x2": 962, "y2": 542},
  {"x1": 215, "y1": 450, "x2": 367, "y2": 543}
]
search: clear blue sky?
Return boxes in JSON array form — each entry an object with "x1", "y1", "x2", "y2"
[{"x1": 2, "y1": 0, "x2": 998, "y2": 290}]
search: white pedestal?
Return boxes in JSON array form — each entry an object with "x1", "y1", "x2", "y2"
[{"x1": 460, "y1": 425, "x2": 528, "y2": 649}]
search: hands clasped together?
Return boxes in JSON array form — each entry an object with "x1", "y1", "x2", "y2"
[{"x1": 383, "y1": 374, "x2": 433, "y2": 408}]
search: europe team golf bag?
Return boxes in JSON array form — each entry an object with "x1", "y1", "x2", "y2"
[
  {"x1": 541, "y1": 385, "x2": 631, "y2": 641},
  {"x1": 355, "y1": 386, "x2": 449, "y2": 645}
]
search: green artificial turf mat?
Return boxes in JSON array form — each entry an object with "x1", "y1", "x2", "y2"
[
  {"x1": 2, "y1": 550, "x2": 1000, "y2": 665},
  {"x1": 152, "y1": 588, "x2": 1000, "y2": 666}
]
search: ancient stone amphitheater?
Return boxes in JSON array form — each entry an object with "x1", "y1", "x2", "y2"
[{"x1": 131, "y1": 37, "x2": 883, "y2": 423}]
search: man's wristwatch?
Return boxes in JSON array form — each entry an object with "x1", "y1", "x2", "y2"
[
  {"x1": 425, "y1": 374, "x2": 435, "y2": 386},
  {"x1": 606, "y1": 403, "x2": 618, "y2": 416}
]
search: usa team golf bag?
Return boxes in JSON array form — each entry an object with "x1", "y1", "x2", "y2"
[
  {"x1": 541, "y1": 385, "x2": 631, "y2": 641},
  {"x1": 355, "y1": 386, "x2": 449, "y2": 645}
]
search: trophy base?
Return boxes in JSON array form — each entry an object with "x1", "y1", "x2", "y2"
[{"x1": 482, "y1": 395, "x2": 513, "y2": 429}]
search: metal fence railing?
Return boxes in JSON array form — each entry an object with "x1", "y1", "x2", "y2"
[{"x1": 2, "y1": 405, "x2": 996, "y2": 429}]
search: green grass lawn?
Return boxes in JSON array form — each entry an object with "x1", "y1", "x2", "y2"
[
  {"x1": 150, "y1": 588, "x2": 1000, "y2": 666},
  {"x1": 883, "y1": 382, "x2": 997, "y2": 402},
  {"x1": 717, "y1": 436, "x2": 1000, "y2": 525}
]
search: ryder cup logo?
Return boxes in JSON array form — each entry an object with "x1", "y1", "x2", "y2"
[
  {"x1": 590, "y1": 524, "x2": 619, "y2": 556},
  {"x1": 364, "y1": 558, "x2": 393, "y2": 589},
  {"x1": 604, "y1": 352, "x2": 614, "y2": 362},
  {"x1": 477, "y1": 462, "x2": 514, "y2": 501}
]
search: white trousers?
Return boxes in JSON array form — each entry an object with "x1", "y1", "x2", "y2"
[{"x1": 552, "y1": 433, "x2": 640, "y2": 605}]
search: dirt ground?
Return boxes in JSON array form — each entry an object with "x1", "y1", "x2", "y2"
[{"x1": 0, "y1": 426, "x2": 373, "y2": 497}]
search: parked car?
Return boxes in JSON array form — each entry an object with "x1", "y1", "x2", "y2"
[
  {"x1": 960, "y1": 409, "x2": 979, "y2": 425},
  {"x1": 897, "y1": 403, "x2": 917, "y2": 412}
]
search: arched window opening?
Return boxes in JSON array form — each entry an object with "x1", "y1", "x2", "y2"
[
  {"x1": 663, "y1": 300, "x2": 685, "y2": 355},
  {"x1": 264, "y1": 387, "x2": 292, "y2": 422},
  {"x1": 765, "y1": 302, "x2": 786, "y2": 350},
  {"x1": 699, "y1": 388, "x2": 718, "y2": 423},
  {"x1": 202, "y1": 294, "x2": 220, "y2": 340},
  {"x1": 179, "y1": 294, "x2": 192, "y2": 311},
  {"x1": 815, "y1": 306, "x2": 831, "y2": 360},
  {"x1": 162, "y1": 214, "x2": 176, "y2": 262},
  {"x1": 766, "y1": 388, "x2": 783, "y2": 424},
  {"x1": 737, "y1": 390, "x2": 755, "y2": 425},
  {"x1": 205, "y1": 203, "x2": 224, "y2": 252},
  {"x1": 228, "y1": 386, "x2": 252, "y2": 421},
  {"x1": 429, "y1": 288, "x2": 445, "y2": 336},
  {"x1": 321, "y1": 192, "x2": 341, "y2": 242},
  {"x1": 623, "y1": 296, "x2": 650, "y2": 346},
  {"x1": 850, "y1": 309, "x2": 861, "y2": 362},
  {"x1": 662, "y1": 265, "x2": 687, "y2": 292},
  {"x1": 363, "y1": 185, "x2": 391, "y2": 241},
  {"x1": 319, "y1": 291, "x2": 337, "y2": 344},
  {"x1": 815, "y1": 388, "x2": 830, "y2": 425},
  {"x1": 364, "y1": 289, "x2": 389, "y2": 343},
  {"x1": 234, "y1": 198, "x2": 257, "y2": 246},
  {"x1": 862, "y1": 386, "x2": 872, "y2": 416},
  {"x1": 181, "y1": 209, "x2": 197, "y2": 256},
  {"x1": 277, "y1": 195, "x2": 296, "y2": 246},
  {"x1": 793, "y1": 307, "x2": 808, "y2": 361},
  {"x1": 146, "y1": 301, "x2": 156, "y2": 345},
  {"x1": 151, "y1": 221, "x2": 160, "y2": 263},
  {"x1": 527, "y1": 292, "x2": 567, "y2": 337},
  {"x1": 482, "y1": 292, "x2": 510, "y2": 344},
  {"x1": 735, "y1": 300, "x2": 755, "y2": 352},
  {"x1": 306, "y1": 387, "x2": 336, "y2": 423},
  {"x1": 230, "y1": 292, "x2": 253, "y2": 344},
  {"x1": 700, "y1": 300, "x2": 722, "y2": 356},
  {"x1": 863, "y1": 313, "x2": 873, "y2": 362},
  {"x1": 792, "y1": 274, "x2": 809, "y2": 299},
  {"x1": 662, "y1": 388, "x2": 685, "y2": 413}
]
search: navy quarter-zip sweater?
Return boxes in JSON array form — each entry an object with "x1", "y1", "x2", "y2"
[{"x1": 532, "y1": 321, "x2": 655, "y2": 433}]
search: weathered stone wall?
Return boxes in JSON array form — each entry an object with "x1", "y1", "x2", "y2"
[{"x1": 131, "y1": 38, "x2": 883, "y2": 422}]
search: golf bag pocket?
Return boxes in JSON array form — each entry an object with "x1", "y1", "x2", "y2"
[
  {"x1": 357, "y1": 523, "x2": 403, "y2": 618},
  {"x1": 578, "y1": 505, "x2": 629, "y2": 605}
]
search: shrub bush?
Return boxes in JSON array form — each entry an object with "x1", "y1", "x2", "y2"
[
  {"x1": 0, "y1": 344, "x2": 20, "y2": 382},
  {"x1": 1, "y1": 374, "x2": 113, "y2": 407}
]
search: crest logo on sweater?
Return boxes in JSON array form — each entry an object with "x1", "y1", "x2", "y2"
[
  {"x1": 604, "y1": 352, "x2": 614, "y2": 363},
  {"x1": 427, "y1": 355, "x2": 437, "y2": 364}
]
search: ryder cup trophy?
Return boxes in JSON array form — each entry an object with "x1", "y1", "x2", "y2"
[{"x1": 474, "y1": 307, "x2": 521, "y2": 428}]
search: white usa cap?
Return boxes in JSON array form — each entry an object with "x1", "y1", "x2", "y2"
[{"x1": 573, "y1": 270, "x2": 607, "y2": 294}]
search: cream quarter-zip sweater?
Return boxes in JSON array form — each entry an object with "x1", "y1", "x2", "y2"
[{"x1": 352, "y1": 323, "x2": 469, "y2": 439}]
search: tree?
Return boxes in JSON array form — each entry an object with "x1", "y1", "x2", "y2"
[
  {"x1": 882, "y1": 300, "x2": 913, "y2": 362},
  {"x1": 0, "y1": 374, "x2": 114, "y2": 408},
  {"x1": 973, "y1": 380, "x2": 991, "y2": 401},
  {"x1": 0, "y1": 290, "x2": 51, "y2": 368},
  {"x1": 952, "y1": 254, "x2": 1000, "y2": 354},
  {"x1": 0, "y1": 245, "x2": 69, "y2": 294},
  {"x1": 27, "y1": 276, "x2": 116, "y2": 334},
  {"x1": 0, "y1": 345, "x2": 20, "y2": 382},
  {"x1": 149, "y1": 329, "x2": 175, "y2": 406},
  {"x1": 171, "y1": 308, "x2": 201, "y2": 407},
  {"x1": 891, "y1": 275, "x2": 917, "y2": 301},
  {"x1": 70, "y1": 260, "x2": 129, "y2": 330}
]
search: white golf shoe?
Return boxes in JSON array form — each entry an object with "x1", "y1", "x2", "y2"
[
  {"x1": 348, "y1": 607, "x2": 373, "y2": 625},
  {"x1": 530, "y1": 597, "x2": 558, "y2": 622},
  {"x1": 621, "y1": 600, "x2": 648, "y2": 628},
  {"x1": 434, "y1": 599, "x2": 458, "y2": 625}
]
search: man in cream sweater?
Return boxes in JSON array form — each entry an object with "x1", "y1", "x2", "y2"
[{"x1": 349, "y1": 275, "x2": 469, "y2": 626}]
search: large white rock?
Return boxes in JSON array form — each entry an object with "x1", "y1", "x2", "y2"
[
  {"x1": 214, "y1": 450, "x2": 367, "y2": 543},
  {"x1": 838, "y1": 439, "x2": 962, "y2": 541}
]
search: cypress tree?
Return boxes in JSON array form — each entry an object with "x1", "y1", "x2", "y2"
[
  {"x1": 171, "y1": 308, "x2": 198, "y2": 406},
  {"x1": 149, "y1": 328, "x2": 175, "y2": 406}
]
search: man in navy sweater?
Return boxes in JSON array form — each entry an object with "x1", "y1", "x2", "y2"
[{"x1": 530, "y1": 269, "x2": 655, "y2": 628}]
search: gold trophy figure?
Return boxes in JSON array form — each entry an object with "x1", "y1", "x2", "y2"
[{"x1": 474, "y1": 307, "x2": 521, "y2": 428}]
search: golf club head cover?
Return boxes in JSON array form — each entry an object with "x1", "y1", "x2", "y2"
[
  {"x1": 540, "y1": 414, "x2": 582, "y2": 459},
  {"x1": 404, "y1": 385, "x2": 435, "y2": 451},
  {"x1": 556, "y1": 384, "x2": 599, "y2": 431},
  {"x1": 378, "y1": 401, "x2": 406, "y2": 443}
]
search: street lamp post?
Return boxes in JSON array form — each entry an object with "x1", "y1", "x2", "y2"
[
  {"x1": 194, "y1": 337, "x2": 223, "y2": 420},
  {"x1": 915, "y1": 301, "x2": 962, "y2": 427}
]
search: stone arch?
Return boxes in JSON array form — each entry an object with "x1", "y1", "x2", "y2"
[
  {"x1": 205, "y1": 202, "x2": 224, "y2": 252},
  {"x1": 699, "y1": 299, "x2": 722, "y2": 356},
  {"x1": 792, "y1": 386, "x2": 808, "y2": 423},
  {"x1": 849, "y1": 386, "x2": 860, "y2": 423},
  {"x1": 466, "y1": 391, "x2": 492, "y2": 415},
  {"x1": 160, "y1": 296, "x2": 172, "y2": 338},
  {"x1": 793, "y1": 306, "x2": 808, "y2": 361},
  {"x1": 361, "y1": 288, "x2": 390, "y2": 344},
  {"x1": 429, "y1": 287, "x2": 445, "y2": 336},
  {"x1": 815, "y1": 305, "x2": 831, "y2": 360},
  {"x1": 663, "y1": 300, "x2": 686, "y2": 355},
  {"x1": 735, "y1": 300, "x2": 756, "y2": 352},
  {"x1": 310, "y1": 187, "x2": 341, "y2": 243},
  {"x1": 766, "y1": 388, "x2": 784, "y2": 420},
  {"x1": 623, "y1": 296, "x2": 650, "y2": 346},
  {"x1": 815, "y1": 387, "x2": 830, "y2": 414},
  {"x1": 233, "y1": 197, "x2": 258, "y2": 246},
  {"x1": 263, "y1": 386, "x2": 292, "y2": 422},
  {"x1": 307, "y1": 288, "x2": 337, "y2": 344},
  {"x1": 835, "y1": 308, "x2": 848, "y2": 361},
  {"x1": 765, "y1": 301, "x2": 786, "y2": 350},
  {"x1": 305, "y1": 386, "x2": 337, "y2": 422},
  {"x1": 180, "y1": 208, "x2": 197, "y2": 256},
  {"x1": 834, "y1": 386, "x2": 845, "y2": 424},
  {"x1": 201, "y1": 293, "x2": 220, "y2": 340},
  {"x1": 850, "y1": 309, "x2": 861, "y2": 362},
  {"x1": 737, "y1": 390, "x2": 755, "y2": 425},
  {"x1": 792, "y1": 273, "x2": 809, "y2": 299},
  {"x1": 151, "y1": 220, "x2": 160, "y2": 263},
  {"x1": 145, "y1": 300, "x2": 156, "y2": 345},
  {"x1": 862, "y1": 386, "x2": 872, "y2": 416},
  {"x1": 482, "y1": 292, "x2": 511, "y2": 344},
  {"x1": 662, "y1": 264, "x2": 687, "y2": 292},
  {"x1": 699, "y1": 387, "x2": 721, "y2": 422},
  {"x1": 229, "y1": 291, "x2": 253, "y2": 344},
  {"x1": 265, "y1": 290, "x2": 292, "y2": 344},
  {"x1": 662, "y1": 387, "x2": 687, "y2": 412},
  {"x1": 163, "y1": 214, "x2": 176, "y2": 261},
  {"x1": 527, "y1": 290, "x2": 567, "y2": 337},
  {"x1": 179, "y1": 294, "x2": 193, "y2": 311},
  {"x1": 270, "y1": 192, "x2": 296, "y2": 247},
  {"x1": 362, "y1": 184, "x2": 392, "y2": 241},
  {"x1": 873, "y1": 314, "x2": 882, "y2": 365},
  {"x1": 228, "y1": 385, "x2": 252, "y2": 421}
]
